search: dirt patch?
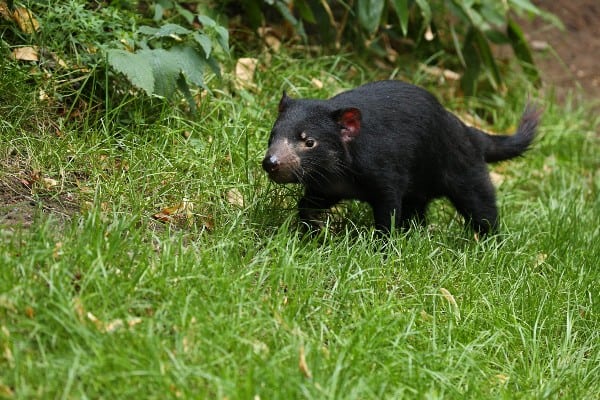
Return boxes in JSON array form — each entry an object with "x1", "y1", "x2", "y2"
[
  {"x1": 0, "y1": 157, "x2": 80, "y2": 230},
  {"x1": 520, "y1": 0, "x2": 600, "y2": 114}
]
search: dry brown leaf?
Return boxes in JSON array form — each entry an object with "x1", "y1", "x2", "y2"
[
  {"x1": 12, "y1": 6, "x2": 39, "y2": 33},
  {"x1": 235, "y1": 57, "x2": 258, "y2": 88},
  {"x1": 534, "y1": 253, "x2": 548, "y2": 269},
  {"x1": 0, "y1": 2, "x2": 10, "y2": 19},
  {"x1": 225, "y1": 188, "x2": 244, "y2": 208},
  {"x1": 311, "y1": 78, "x2": 324, "y2": 89},
  {"x1": 152, "y1": 198, "x2": 194, "y2": 225},
  {"x1": 489, "y1": 171, "x2": 505, "y2": 187},
  {"x1": 42, "y1": 177, "x2": 58, "y2": 189},
  {"x1": 11, "y1": 46, "x2": 38, "y2": 62},
  {"x1": 24, "y1": 306, "x2": 34, "y2": 319},
  {"x1": 298, "y1": 346, "x2": 312, "y2": 378}
]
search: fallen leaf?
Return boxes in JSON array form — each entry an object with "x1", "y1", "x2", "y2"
[
  {"x1": 298, "y1": 346, "x2": 312, "y2": 378},
  {"x1": 533, "y1": 253, "x2": 547, "y2": 269},
  {"x1": 12, "y1": 6, "x2": 39, "y2": 33},
  {"x1": 311, "y1": 78, "x2": 324, "y2": 89},
  {"x1": 489, "y1": 171, "x2": 505, "y2": 187},
  {"x1": 42, "y1": 177, "x2": 58, "y2": 189},
  {"x1": 0, "y1": 2, "x2": 9, "y2": 19},
  {"x1": 152, "y1": 198, "x2": 194, "y2": 225},
  {"x1": 235, "y1": 57, "x2": 258, "y2": 88},
  {"x1": 225, "y1": 188, "x2": 244, "y2": 207},
  {"x1": 11, "y1": 46, "x2": 38, "y2": 61}
]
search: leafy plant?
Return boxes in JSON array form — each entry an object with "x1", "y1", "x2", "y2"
[
  {"x1": 237, "y1": 0, "x2": 562, "y2": 95},
  {"x1": 108, "y1": 10, "x2": 229, "y2": 113}
]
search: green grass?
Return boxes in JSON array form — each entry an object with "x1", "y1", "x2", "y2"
[{"x1": 1, "y1": 52, "x2": 599, "y2": 399}]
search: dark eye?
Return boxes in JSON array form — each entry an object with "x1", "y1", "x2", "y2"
[{"x1": 305, "y1": 138, "x2": 315, "y2": 148}]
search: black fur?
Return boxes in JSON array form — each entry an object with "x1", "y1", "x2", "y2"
[{"x1": 262, "y1": 80, "x2": 541, "y2": 234}]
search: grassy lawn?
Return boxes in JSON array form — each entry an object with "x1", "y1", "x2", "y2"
[{"x1": 1, "y1": 52, "x2": 599, "y2": 399}]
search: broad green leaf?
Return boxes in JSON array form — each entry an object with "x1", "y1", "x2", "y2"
[
  {"x1": 357, "y1": 0, "x2": 385, "y2": 34},
  {"x1": 198, "y1": 15, "x2": 217, "y2": 28},
  {"x1": 107, "y1": 49, "x2": 155, "y2": 96},
  {"x1": 215, "y1": 25, "x2": 230, "y2": 55},
  {"x1": 139, "y1": 48, "x2": 181, "y2": 97},
  {"x1": 193, "y1": 32, "x2": 212, "y2": 58},
  {"x1": 392, "y1": 0, "x2": 410, "y2": 36},
  {"x1": 153, "y1": 23, "x2": 192, "y2": 38},
  {"x1": 153, "y1": 3, "x2": 165, "y2": 21},
  {"x1": 174, "y1": 3, "x2": 195, "y2": 24},
  {"x1": 138, "y1": 26, "x2": 158, "y2": 35},
  {"x1": 169, "y1": 45, "x2": 206, "y2": 89}
]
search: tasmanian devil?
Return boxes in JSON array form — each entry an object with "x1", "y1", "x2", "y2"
[{"x1": 262, "y1": 80, "x2": 541, "y2": 234}]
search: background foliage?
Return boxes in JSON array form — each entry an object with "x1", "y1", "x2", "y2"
[{"x1": 1, "y1": 0, "x2": 561, "y2": 114}]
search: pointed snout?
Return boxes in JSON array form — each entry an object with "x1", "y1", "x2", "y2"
[{"x1": 262, "y1": 154, "x2": 280, "y2": 173}]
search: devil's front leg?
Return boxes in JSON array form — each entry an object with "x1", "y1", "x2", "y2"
[
  {"x1": 370, "y1": 189, "x2": 405, "y2": 234},
  {"x1": 297, "y1": 188, "x2": 340, "y2": 230}
]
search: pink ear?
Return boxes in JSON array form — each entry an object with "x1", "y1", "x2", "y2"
[{"x1": 338, "y1": 108, "x2": 361, "y2": 141}]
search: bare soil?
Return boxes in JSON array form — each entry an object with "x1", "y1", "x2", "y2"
[{"x1": 519, "y1": 0, "x2": 600, "y2": 112}]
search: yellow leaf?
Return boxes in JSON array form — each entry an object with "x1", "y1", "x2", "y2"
[
  {"x1": 42, "y1": 177, "x2": 58, "y2": 189},
  {"x1": 152, "y1": 198, "x2": 194, "y2": 224},
  {"x1": 225, "y1": 188, "x2": 244, "y2": 208},
  {"x1": 311, "y1": 78, "x2": 324, "y2": 89},
  {"x1": 11, "y1": 46, "x2": 38, "y2": 62},
  {"x1": 235, "y1": 57, "x2": 258, "y2": 88},
  {"x1": 489, "y1": 171, "x2": 505, "y2": 187},
  {"x1": 12, "y1": 6, "x2": 39, "y2": 33}
]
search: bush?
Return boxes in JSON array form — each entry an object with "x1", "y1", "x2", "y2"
[{"x1": 236, "y1": 0, "x2": 562, "y2": 95}]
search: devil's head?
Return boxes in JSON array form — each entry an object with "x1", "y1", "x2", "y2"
[{"x1": 262, "y1": 91, "x2": 361, "y2": 185}]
